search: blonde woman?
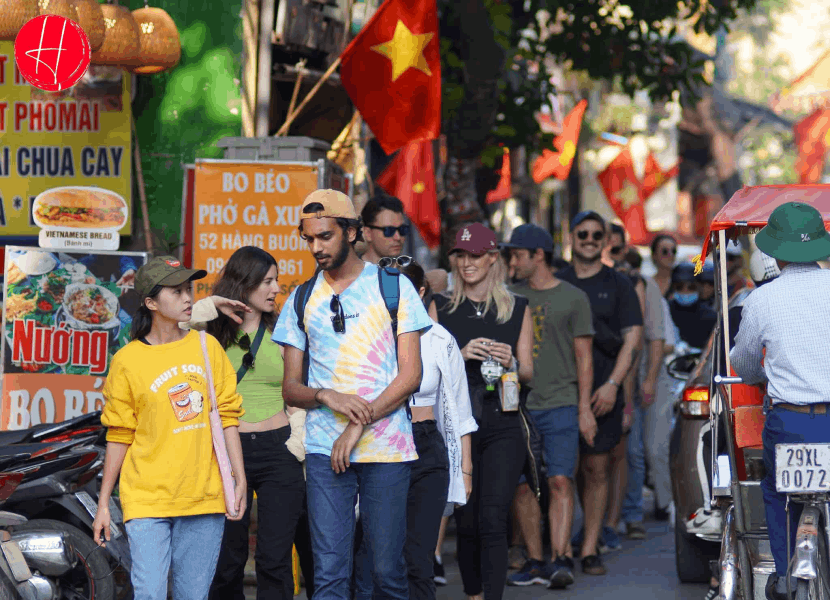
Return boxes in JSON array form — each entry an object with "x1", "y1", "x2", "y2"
[{"x1": 428, "y1": 223, "x2": 533, "y2": 600}]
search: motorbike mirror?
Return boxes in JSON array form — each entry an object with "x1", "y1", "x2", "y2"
[{"x1": 667, "y1": 352, "x2": 702, "y2": 381}]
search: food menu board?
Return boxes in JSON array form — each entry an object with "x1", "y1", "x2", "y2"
[
  {"x1": 191, "y1": 161, "x2": 320, "y2": 312},
  {"x1": 0, "y1": 247, "x2": 147, "y2": 429},
  {"x1": 0, "y1": 42, "x2": 132, "y2": 237}
]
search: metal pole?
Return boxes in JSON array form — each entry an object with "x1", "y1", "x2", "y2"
[{"x1": 255, "y1": 0, "x2": 276, "y2": 136}]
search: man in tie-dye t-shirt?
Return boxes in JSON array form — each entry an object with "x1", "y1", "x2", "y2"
[{"x1": 273, "y1": 189, "x2": 431, "y2": 600}]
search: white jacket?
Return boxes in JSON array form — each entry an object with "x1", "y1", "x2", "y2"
[{"x1": 420, "y1": 323, "x2": 478, "y2": 506}]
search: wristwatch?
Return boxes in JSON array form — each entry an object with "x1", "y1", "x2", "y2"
[{"x1": 607, "y1": 378, "x2": 620, "y2": 388}]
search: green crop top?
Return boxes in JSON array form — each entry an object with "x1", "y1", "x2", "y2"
[{"x1": 225, "y1": 329, "x2": 284, "y2": 423}]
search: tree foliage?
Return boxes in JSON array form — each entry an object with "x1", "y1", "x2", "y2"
[{"x1": 437, "y1": 0, "x2": 761, "y2": 163}]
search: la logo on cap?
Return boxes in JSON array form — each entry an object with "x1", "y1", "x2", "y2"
[
  {"x1": 166, "y1": 259, "x2": 181, "y2": 267},
  {"x1": 802, "y1": 233, "x2": 811, "y2": 242},
  {"x1": 461, "y1": 229, "x2": 471, "y2": 241}
]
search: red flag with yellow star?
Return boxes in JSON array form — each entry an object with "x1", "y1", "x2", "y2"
[
  {"x1": 486, "y1": 148, "x2": 512, "y2": 204},
  {"x1": 376, "y1": 140, "x2": 441, "y2": 249},
  {"x1": 339, "y1": 0, "x2": 441, "y2": 155},
  {"x1": 640, "y1": 152, "x2": 680, "y2": 200},
  {"x1": 531, "y1": 99, "x2": 587, "y2": 183},
  {"x1": 794, "y1": 108, "x2": 830, "y2": 183},
  {"x1": 597, "y1": 146, "x2": 649, "y2": 244}
]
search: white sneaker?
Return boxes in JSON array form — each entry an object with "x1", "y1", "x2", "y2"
[{"x1": 685, "y1": 507, "x2": 722, "y2": 536}]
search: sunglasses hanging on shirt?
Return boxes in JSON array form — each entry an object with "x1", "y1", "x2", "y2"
[
  {"x1": 330, "y1": 294, "x2": 346, "y2": 333},
  {"x1": 378, "y1": 255, "x2": 413, "y2": 269}
]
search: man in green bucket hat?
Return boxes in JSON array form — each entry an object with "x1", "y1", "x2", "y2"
[{"x1": 730, "y1": 201, "x2": 830, "y2": 600}]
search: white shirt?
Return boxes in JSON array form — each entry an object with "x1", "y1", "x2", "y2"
[
  {"x1": 411, "y1": 336, "x2": 440, "y2": 407},
  {"x1": 731, "y1": 262, "x2": 830, "y2": 405}
]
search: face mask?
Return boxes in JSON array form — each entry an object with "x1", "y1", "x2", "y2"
[{"x1": 674, "y1": 292, "x2": 699, "y2": 307}]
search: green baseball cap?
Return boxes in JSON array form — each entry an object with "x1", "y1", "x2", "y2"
[
  {"x1": 135, "y1": 256, "x2": 207, "y2": 298},
  {"x1": 754, "y1": 202, "x2": 830, "y2": 263}
]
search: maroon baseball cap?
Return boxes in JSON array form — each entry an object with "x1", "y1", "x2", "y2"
[{"x1": 449, "y1": 223, "x2": 499, "y2": 256}]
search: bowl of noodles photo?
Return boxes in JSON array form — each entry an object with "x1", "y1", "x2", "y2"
[{"x1": 61, "y1": 283, "x2": 121, "y2": 334}]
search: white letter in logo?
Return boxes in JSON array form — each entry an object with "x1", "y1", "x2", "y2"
[
  {"x1": 461, "y1": 228, "x2": 471, "y2": 241},
  {"x1": 802, "y1": 233, "x2": 811, "y2": 242}
]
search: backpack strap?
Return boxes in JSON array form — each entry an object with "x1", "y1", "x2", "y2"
[
  {"x1": 293, "y1": 272, "x2": 319, "y2": 386},
  {"x1": 378, "y1": 267, "x2": 412, "y2": 420}
]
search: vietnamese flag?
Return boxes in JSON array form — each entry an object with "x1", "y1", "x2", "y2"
[
  {"x1": 339, "y1": 0, "x2": 441, "y2": 155},
  {"x1": 640, "y1": 152, "x2": 680, "y2": 200},
  {"x1": 531, "y1": 99, "x2": 587, "y2": 183},
  {"x1": 794, "y1": 108, "x2": 830, "y2": 183},
  {"x1": 377, "y1": 140, "x2": 441, "y2": 249},
  {"x1": 486, "y1": 148, "x2": 512, "y2": 204},
  {"x1": 597, "y1": 146, "x2": 649, "y2": 244}
]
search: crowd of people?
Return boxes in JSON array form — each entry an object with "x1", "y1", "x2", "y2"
[{"x1": 89, "y1": 187, "x2": 773, "y2": 600}]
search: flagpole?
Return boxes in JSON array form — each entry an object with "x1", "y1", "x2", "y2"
[{"x1": 275, "y1": 56, "x2": 342, "y2": 136}]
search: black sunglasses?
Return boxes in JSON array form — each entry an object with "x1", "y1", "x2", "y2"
[
  {"x1": 610, "y1": 245, "x2": 625, "y2": 254},
  {"x1": 576, "y1": 230, "x2": 604, "y2": 241},
  {"x1": 367, "y1": 224, "x2": 410, "y2": 238},
  {"x1": 238, "y1": 334, "x2": 255, "y2": 370},
  {"x1": 660, "y1": 247, "x2": 677, "y2": 256},
  {"x1": 330, "y1": 294, "x2": 345, "y2": 333},
  {"x1": 378, "y1": 255, "x2": 413, "y2": 269}
]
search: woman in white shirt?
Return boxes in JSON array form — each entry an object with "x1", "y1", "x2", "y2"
[{"x1": 354, "y1": 258, "x2": 476, "y2": 600}]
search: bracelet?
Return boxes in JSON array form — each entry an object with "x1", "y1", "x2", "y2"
[
  {"x1": 368, "y1": 404, "x2": 375, "y2": 422},
  {"x1": 607, "y1": 378, "x2": 619, "y2": 388},
  {"x1": 463, "y1": 470, "x2": 473, "y2": 476},
  {"x1": 314, "y1": 389, "x2": 323, "y2": 404}
]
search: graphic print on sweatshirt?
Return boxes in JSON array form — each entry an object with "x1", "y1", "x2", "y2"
[{"x1": 150, "y1": 364, "x2": 206, "y2": 423}]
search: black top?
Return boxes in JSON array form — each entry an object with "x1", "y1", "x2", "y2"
[
  {"x1": 433, "y1": 293, "x2": 528, "y2": 397},
  {"x1": 670, "y1": 299, "x2": 718, "y2": 350},
  {"x1": 556, "y1": 265, "x2": 643, "y2": 392}
]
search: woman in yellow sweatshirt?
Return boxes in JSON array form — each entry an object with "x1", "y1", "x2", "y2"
[{"x1": 92, "y1": 256, "x2": 246, "y2": 600}]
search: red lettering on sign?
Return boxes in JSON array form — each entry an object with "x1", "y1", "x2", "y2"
[
  {"x1": 0, "y1": 56, "x2": 7, "y2": 85},
  {"x1": 12, "y1": 321, "x2": 109, "y2": 375}
]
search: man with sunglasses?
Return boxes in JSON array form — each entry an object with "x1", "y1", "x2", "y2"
[
  {"x1": 274, "y1": 189, "x2": 433, "y2": 600},
  {"x1": 360, "y1": 193, "x2": 411, "y2": 265},
  {"x1": 555, "y1": 210, "x2": 643, "y2": 577}
]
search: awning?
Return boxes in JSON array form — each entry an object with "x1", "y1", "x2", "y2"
[{"x1": 694, "y1": 184, "x2": 830, "y2": 272}]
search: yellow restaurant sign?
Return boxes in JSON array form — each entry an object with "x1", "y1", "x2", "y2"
[{"x1": 0, "y1": 41, "x2": 132, "y2": 237}]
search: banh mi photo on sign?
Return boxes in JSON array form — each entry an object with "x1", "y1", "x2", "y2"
[{"x1": 33, "y1": 187, "x2": 128, "y2": 230}]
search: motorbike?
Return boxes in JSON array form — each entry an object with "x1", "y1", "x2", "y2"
[
  {"x1": 0, "y1": 413, "x2": 131, "y2": 599},
  {"x1": 0, "y1": 470, "x2": 80, "y2": 600}
]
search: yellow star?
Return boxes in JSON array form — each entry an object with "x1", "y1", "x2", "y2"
[
  {"x1": 413, "y1": 181, "x2": 426, "y2": 193},
  {"x1": 558, "y1": 140, "x2": 576, "y2": 167},
  {"x1": 617, "y1": 180, "x2": 640, "y2": 210},
  {"x1": 371, "y1": 20, "x2": 434, "y2": 82}
]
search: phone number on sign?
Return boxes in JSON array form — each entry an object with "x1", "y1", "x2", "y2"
[{"x1": 205, "y1": 257, "x2": 306, "y2": 277}]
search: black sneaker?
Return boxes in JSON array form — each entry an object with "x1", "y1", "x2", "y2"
[
  {"x1": 506, "y1": 560, "x2": 548, "y2": 586},
  {"x1": 581, "y1": 554, "x2": 607, "y2": 576},
  {"x1": 704, "y1": 585, "x2": 719, "y2": 600},
  {"x1": 548, "y1": 556, "x2": 575, "y2": 589},
  {"x1": 433, "y1": 555, "x2": 446, "y2": 586},
  {"x1": 654, "y1": 505, "x2": 670, "y2": 522}
]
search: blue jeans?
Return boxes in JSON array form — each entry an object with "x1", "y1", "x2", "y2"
[
  {"x1": 621, "y1": 401, "x2": 646, "y2": 523},
  {"x1": 126, "y1": 514, "x2": 225, "y2": 600},
  {"x1": 762, "y1": 407, "x2": 830, "y2": 576},
  {"x1": 306, "y1": 453, "x2": 411, "y2": 600}
]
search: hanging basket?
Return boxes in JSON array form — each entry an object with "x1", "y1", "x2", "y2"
[
  {"x1": 0, "y1": 0, "x2": 39, "y2": 41},
  {"x1": 74, "y1": 0, "x2": 105, "y2": 52},
  {"x1": 128, "y1": 6, "x2": 180, "y2": 75},
  {"x1": 91, "y1": 4, "x2": 140, "y2": 66},
  {"x1": 37, "y1": 0, "x2": 79, "y2": 22}
]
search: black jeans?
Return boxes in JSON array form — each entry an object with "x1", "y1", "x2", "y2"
[
  {"x1": 209, "y1": 426, "x2": 305, "y2": 600},
  {"x1": 352, "y1": 421, "x2": 449, "y2": 600},
  {"x1": 294, "y1": 499, "x2": 315, "y2": 599},
  {"x1": 455, "y1": 403, "x2": 527, "y2": 600}
]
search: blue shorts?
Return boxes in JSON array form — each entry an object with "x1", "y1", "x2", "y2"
[{"x1": 518, "y1": 405, "x2": 580, "y2": 482}]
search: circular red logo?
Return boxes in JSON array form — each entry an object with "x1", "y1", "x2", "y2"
[
  {"x1": 166, "y1": 260, "x2": 181, "y2": 267},
  {"x1": 14, "y1": 15, "x2": 91, "y2": 92}
]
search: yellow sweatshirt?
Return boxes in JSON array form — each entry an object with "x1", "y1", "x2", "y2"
[{"x1": 101, "y1": 331, "x2": 244, "y2": 522}]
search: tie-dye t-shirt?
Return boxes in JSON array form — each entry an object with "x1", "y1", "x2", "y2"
[{"x1": 273, "y1": 262, "x2": 432, "y2": 462}]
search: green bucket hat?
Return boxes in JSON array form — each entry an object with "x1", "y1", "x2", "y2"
[{"x1": 754, "y1": 202, "x2": 830, "y2": 263}]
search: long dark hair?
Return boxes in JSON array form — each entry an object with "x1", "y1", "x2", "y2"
[
  {"x1": 399, "y1": 261, "x2": 431, "y2": 307},
  {"x1": 130, "y1": 285, "x2": 164, "y2": 341},
  {"x1": 208, "y1": 246, "x2": 279, "y2": 349},
  {"x1": 650, "y1": 233, "x2": 677, "y2": 255}
]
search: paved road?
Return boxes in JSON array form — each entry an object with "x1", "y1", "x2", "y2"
[{"x1": 245, "y1": 519, "x2": 709, "y2": 600}]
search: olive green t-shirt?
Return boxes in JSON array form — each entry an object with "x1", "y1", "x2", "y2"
[{"x1": 510, "y1": 281, "x2": 595, "y2": 410}]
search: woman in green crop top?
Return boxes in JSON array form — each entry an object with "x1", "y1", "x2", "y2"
[{"x1": 185, "y1": 246, "x2": 307, "y2": 600}]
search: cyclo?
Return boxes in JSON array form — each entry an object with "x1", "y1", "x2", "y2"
[{"x1": 695, "y1": 185, "x2": 830, "y2": 600}]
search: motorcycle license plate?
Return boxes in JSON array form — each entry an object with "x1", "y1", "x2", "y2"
[{"x1": 775, "y1": 443, "x2": 830, "y2": 492}]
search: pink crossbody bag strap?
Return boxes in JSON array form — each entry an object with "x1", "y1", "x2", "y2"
[{"x1": 198, "y1": 331, "x2": 238, "y2": 517}]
